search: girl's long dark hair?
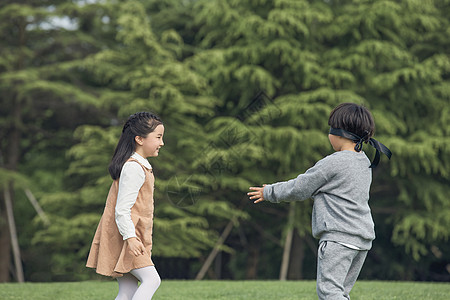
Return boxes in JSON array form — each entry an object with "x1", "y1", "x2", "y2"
[{"x1": 109, "y1": 112, "x2": 163, "y2": 180}]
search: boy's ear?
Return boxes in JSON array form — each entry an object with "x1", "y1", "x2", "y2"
[{"x1": 135, "y1": 136, "x2": 143, "y2": 146}]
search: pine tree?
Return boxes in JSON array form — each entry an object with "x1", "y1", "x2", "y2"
[
  {"x1": 0, "y1": 0, "x2": 110, "y2": 281},
  {"x1": 181, "y1": 0, "x2": 450, "y2": 279},
  {"x1": 181, "y1": 0, "x2": 337, "y2": 279}
]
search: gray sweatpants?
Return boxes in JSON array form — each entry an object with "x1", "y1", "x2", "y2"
[{"x1": 317, "y1": 241, "x2": 368, "y2": 300}]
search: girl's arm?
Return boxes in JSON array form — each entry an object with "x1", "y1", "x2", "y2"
[
  {"x1": 126, "y1": 237, "x2": 146, "y2": 257},
  {"x1": 115, "y1": 161, "x2": 145, "y2": 240}
]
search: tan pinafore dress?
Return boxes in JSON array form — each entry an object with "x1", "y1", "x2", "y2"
[{"x1": 86, "y1": 158, "x2": 155, "y2": 277}]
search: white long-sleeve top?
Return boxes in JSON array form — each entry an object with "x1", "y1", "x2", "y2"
[{"x1": 115, "y1": 152, "x2": 152, "y2": 240}]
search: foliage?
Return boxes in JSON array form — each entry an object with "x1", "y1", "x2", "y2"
[{"x1": 0, "y1": 0, "x2": 113, "y2": 282}]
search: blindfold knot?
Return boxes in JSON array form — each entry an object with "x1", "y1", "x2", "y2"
[{"x1": 329, "y1": 127, "x2": 392, "y2": 168}]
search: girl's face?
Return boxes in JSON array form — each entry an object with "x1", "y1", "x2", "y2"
[{"x1": 135, "y1": 124, "x2": 165, "y2": 158}]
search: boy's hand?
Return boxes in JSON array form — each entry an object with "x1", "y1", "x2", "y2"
[
  {"x1": 126, "y1": 237, "x2": 146, "y2": 256},
  {"x1": 248, "y1": 185, "x2": 266, "y2": 203}
]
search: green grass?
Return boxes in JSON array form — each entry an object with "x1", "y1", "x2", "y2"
[{"x1": 0, "y1": 280, "x2": 449, "y2": 299}]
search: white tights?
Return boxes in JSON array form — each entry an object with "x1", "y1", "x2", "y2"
[{"x1": 115, "y1": 266, "x2": 161, "y2": 300}]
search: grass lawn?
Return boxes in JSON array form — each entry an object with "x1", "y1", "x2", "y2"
[{"x1": 0, "y1": 280, "x2": 449, "y2": 299}]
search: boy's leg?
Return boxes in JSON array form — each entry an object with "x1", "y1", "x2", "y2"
[
  {"x1": 316, "y1": 241, "x2": 359, "y2": 300},
  {"x1": 130, "y1": 266, "x2": 161, "y2": 300},
  {"x1": 343, "y1": 250, "x2": 368, "y2": 298},
  {"x1": 116, "y1": 273, "x2": 138, "y2": 300}
]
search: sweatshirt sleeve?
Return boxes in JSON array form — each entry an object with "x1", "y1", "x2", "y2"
[
  {"x1": 115, "y1": 161, "x2": 145, "y2": 240},
  {"x1": 263, "y1": 160, "x2": 328, "y2": 203}
]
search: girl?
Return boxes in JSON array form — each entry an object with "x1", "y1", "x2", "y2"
[{"x1": 86, "y1": 112, "x2": 164, "y2": 300}]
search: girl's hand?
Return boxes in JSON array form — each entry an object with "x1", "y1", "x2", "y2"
[
  {"x1": 126, "y1": 237, "x2": 146, "y2": 256},
  {"x1": 248, "y1": 185, "x2": 266, "y2": 204}
]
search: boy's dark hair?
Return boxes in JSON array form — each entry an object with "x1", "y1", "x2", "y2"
[
  {"x1": 328, "y1": 103, "x2": 375, "y2": 141},
  {"x1": 108, "y1": 112, "x2": 163, "y2": 180}
]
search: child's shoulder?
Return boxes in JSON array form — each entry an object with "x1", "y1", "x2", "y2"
[
  {"x1": 318, "y1": 151, "x2": 345, "y2": 163},
  {"x1": 317, "y1": 151, "x2": 369, "y2": 168},
  {"x1": 121, "y1": 160, "x2": 146, "y2": 176},
  {"x1": 309, "y1": 151, "x2": 370, "y2": 180}
]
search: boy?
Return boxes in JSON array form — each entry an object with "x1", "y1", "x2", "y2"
[{"x1": 248, "y1": 103, "x2": 391, "y2": 300}]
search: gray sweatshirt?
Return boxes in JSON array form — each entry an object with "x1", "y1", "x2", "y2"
[{"x1": 263, "y1": 150, "x2": 375, "y2": 250}]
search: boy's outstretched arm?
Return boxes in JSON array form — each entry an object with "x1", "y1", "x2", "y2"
[
  {"x1": 249, "y1": 164, "x2": 327, "y2": 203},
  {"x1": 248, "y1": 185, "x2": 266, "y2": 203}
]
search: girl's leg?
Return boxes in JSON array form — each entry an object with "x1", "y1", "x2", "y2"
[
  {"x1": 116, "y1": 273, "x2": 139, "y2": 300},
  {"x1": 130, "y1": 266, "x2": 161, "y2": 300}
]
